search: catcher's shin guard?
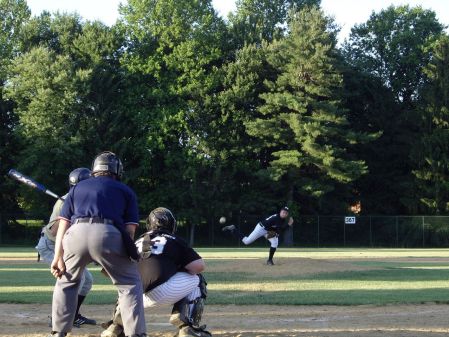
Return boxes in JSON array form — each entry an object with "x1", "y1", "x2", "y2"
[
  {"x1": 171, "y1": 274, "x2": 208, "y2": 329},
  {"x1": 170, "y1": 297, "x2": 205, "y2": 328},
  {"x1": 170, "y1": 297, "x2": 190, "y2": 328}
]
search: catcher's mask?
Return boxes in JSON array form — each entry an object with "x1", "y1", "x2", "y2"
[
  {"x1": 91, "y1": 151, "x2": 123, "y2": 179},
  {"x1": 146, "y1": 207, "x2": 177, "y2": 233},
  {"x1": 68, "y1": 167, "x2": 91, "y2": 186}
]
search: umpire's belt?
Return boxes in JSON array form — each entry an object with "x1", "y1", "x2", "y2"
[{"x1": 74, "y1": 217, "x2": 114, "y2": 225}]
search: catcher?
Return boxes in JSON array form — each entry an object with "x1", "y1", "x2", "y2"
[
  {"x1": 101, "y1": 207, "x2": 211, "y2": 337},
  {"x1": 222, "y1": 206, "x2": 294, "y2": 265}
]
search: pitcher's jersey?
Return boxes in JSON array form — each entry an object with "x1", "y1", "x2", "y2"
[{"x1": 260, "y1": 213, "x2": 289, "y2": 233}]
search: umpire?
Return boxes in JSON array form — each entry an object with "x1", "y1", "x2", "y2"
[{"x1": 48, "y1": 151, "x2": 146, "y2": 337}]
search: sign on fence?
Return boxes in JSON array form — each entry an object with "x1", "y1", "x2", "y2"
[{"x1": 345, "y1": 216, "x2": 356, "y2": 224}]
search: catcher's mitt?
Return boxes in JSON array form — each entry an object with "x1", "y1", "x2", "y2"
[{"x1": 266, "y1": 230, "x2": 278, "y2": 239}]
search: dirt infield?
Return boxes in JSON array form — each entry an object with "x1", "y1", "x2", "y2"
[{"x1": 3, "y1": 302, "x2": 449, "y2": 337}]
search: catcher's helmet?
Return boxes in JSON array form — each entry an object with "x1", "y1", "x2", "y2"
[
  {"x1": 146, "y1": 207, "x2": 177, "y2": 233},
  {"x1": 68, "y1": 167, "x2": 91, "y2": 186},
  {"x1": 92, "y1": 151, "x2": 123, "y2": 178}
]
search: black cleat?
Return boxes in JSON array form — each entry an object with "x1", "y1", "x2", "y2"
[
  {"x1": 266, "y1": 259, "x2": 274, "y2": 265},
  {"x1": 73, "y1": 314, "x2": 96, "y2": 327}
]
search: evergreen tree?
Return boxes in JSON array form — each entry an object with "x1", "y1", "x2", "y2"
[{"x1": 245, "y1": 7, "x2": 371, "y2": 212}]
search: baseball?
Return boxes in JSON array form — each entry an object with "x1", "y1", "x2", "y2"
[{"x1": 219, "y1": 216, "x2": 226, "y2": 224}]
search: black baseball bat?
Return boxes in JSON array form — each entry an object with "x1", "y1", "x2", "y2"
[{"x1": 7, "y1": 169, "x2": 63, "y2": 200}]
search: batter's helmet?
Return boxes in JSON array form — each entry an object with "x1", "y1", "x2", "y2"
[
  {"x1": 146, "y1": 207, "x2": 177, "y2": 233},
  {"x1": 92, "y1": 151, "x2": 123, "y2": 178},
  {"x1": 68, "y1": 167, "x2": 91, "y2": 186}
]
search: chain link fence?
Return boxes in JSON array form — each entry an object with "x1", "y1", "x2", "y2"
[{"x1": 1, "y1": 213, "x2": 449, "y2": 248}]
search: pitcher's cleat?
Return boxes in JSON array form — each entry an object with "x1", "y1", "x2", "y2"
[{"x1": 221, "y1": 224, "x2": 235, "y2": 232}]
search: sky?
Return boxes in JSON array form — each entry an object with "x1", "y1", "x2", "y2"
[{"x1": 26, "y1": 0, "x2": 449, "y2": 44}]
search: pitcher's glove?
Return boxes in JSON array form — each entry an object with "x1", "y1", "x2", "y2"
[{"x1": 266, "y1": 230, "x2": 278, "y2": 239}]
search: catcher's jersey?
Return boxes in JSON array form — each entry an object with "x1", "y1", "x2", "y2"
[
  {"x1": 135, "y1": 230, "x2": 201, "y2": 293},
  {"x1": 260, "y1": 213, "x2": 289, "y2": 233}
]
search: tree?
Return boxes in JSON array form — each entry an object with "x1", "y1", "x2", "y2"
[
  {"x1": 245, "y1": 7, "x2": 371, "y2": 213},
  {"x1": 342, "y1": 5, "x2": 445, "y2": 213},
  {"x1": 342, "y1": 5, "x2": 444, "y2": 105},
  {"x1": 340, "y1": 63, "x2": 402, "y2": 214},
  {"x1": 229, "y1": 0, "x2": 321, "y2": 48},
  {"x1": 118, "y1": 0, "x2": 228, "y2": 234},
  {"x1": 411, "y1": 35, "x2": 449, "y2": 214},
  {"x1": 4, "y1": 46, "x2": 90, "y2": 213},
  {"x1": 0, "y1": 0, "x2": 30, "y2": 214},
  {"x1": 5, "y1": 14, "x2": 128, "y2": 215}
]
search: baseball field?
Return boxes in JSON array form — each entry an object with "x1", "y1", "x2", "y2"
[{"x1": 2, "y1": 247, "x2": 449, "y2": 337}]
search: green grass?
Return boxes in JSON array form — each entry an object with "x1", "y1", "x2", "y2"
[{"x1": 2, "y1": 247, "x2": 449, "y2": 305}]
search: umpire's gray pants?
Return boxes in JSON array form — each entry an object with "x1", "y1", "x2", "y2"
[{"x1": 52, "y1": 222, "x2": 146, "y2": 335}]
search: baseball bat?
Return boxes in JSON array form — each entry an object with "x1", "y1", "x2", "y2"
[{"x1": 7, "y1": 169, "x2": 62, "y2": 200}]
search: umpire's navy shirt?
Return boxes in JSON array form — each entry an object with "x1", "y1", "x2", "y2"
[{"x1": 59, "y1": 176, "x2": 139, "y2": 228}]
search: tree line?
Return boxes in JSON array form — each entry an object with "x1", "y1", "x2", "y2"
[{"x1": 1, "y1": 0, "x2": 448, "y2": 229}]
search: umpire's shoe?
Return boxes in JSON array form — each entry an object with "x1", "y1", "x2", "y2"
[
  {"x1": 73, "y1": 313, "x2": 96, "y2": 327},
  {"x1": 221, "y1": 224, "x2": 235, "y2": 232},
  {"x1": 178, "y1": 325, "x2": 212, "y2": 337}
]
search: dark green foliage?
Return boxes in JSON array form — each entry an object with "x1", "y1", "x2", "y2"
[
  {"x1": 341, "y1": 5, "x2": 446, "y2": 214},
  {"x1": 1, "y1": 0, "x2": 449, "y2": 243},
  {"x1": 411, "y1": 35, "x2": 449, "y2": 214}
]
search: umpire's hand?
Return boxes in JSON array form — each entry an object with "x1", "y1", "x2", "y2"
[{"x1": 51, "y1": 256, "x2": 66, "y2": 278}]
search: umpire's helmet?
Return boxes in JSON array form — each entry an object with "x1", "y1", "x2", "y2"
[
  {"x1": 146, "y1": 207, "x2": 177, "y2": 233},
  {"x1": 92, "y1": 151, "x2": 123, "y2": 178},
  {"x1": 68, "y1": 167, "x2": 91, "y2": 186}
]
